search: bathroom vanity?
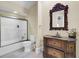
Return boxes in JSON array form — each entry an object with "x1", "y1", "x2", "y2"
[{"x1": 43, "y1": 35, "x2": 76, "y2": 58}]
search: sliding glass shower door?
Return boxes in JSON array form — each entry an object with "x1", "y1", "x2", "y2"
[{"x1": 1, "y1": 17, "x2": 28, "y2": 47}]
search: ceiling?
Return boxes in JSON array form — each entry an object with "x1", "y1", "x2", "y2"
[
  {"x1": 0, "y1": 1, "x2": 37, "y2": 18},
  {"x1": 13, "y1": 1, "x2": 37, "y2": 10}
]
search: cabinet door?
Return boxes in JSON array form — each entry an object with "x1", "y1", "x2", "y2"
[
  {"x1": 47, "y1": 39, "x2": 65, "y2": 50},
  {"x1": 66, "y1": 42, "x2": 75, "y2": 53},
  {"x1": 47, "y1": 48, "x2": 64, "y2": 58}
]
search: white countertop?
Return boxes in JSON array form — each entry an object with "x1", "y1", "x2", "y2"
[{"x1": 44, "y1": 35, "x2": 76, "y2": 41}]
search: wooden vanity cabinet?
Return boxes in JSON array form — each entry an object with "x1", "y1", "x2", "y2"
[{"x1": 43, "y1": 36, "x2": 76, "y2": 58}]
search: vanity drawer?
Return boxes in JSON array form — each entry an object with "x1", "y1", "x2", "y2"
[
  {"x1": 47, "y1": 39, "x2": 65, "y2": 49},
  {"x1": 66, "y1": 42, "x2": 75, "y2": 53},
  {"x1": 47, "y1": 48, "x2": 64, "y2": 58}
]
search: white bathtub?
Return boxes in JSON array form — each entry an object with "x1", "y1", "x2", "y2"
[{"x1": 0, "y1": 42, "x2": 23, "y2": 56}]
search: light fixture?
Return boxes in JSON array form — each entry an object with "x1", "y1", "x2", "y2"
[{"x1": 14, "y1": 11, "x2": 18, "y2": 13}]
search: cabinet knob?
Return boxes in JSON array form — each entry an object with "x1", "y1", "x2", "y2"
[
  {"x1": 70, "y1": 47, "x2": 73, "y2": 48},
  {"x1": 53, "y1": 52, "x2": 56, "y2": 54},
  {"x1": 54, "y1": 43, "x2": 56, "y2": 44}
]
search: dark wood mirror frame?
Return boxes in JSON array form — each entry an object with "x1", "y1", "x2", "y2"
[{"x1": 49, "y1": 3, "x2": 68, "y2": 30}]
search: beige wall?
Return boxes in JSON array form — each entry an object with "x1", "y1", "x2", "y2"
[
  {"x1": 27, "y1": 4, "x2": 38, "y2": 40},
  {"x1": 38, "y1": 1, "x2": 79, "y2": 57}
]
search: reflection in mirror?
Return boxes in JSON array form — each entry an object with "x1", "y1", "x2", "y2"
[{"x1": 52, "y1": 10, "x2": 64, "y2": 27}]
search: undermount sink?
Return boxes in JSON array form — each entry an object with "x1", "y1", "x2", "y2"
[
  {"x1": 51, "y1": 36, "x2": 62, "y2": 38},
  {"x1": 51, "y1": 32, "x2": 62, "y2": 38}
]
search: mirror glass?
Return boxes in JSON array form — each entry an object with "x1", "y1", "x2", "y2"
[{"x1": 52, "y1": 10, "x2": 64, "y2": 27}]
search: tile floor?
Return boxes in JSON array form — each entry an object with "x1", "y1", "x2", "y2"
[{"x1": 0, "y1": 48, "x2": 43, "y2": 58}]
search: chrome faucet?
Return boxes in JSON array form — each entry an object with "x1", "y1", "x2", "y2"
[{"x1": 56, "y1": 32, "x2": 61, "y2": 38}]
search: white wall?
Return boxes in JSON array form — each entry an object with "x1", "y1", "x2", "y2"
[
  {"x1": 36, "y1": 2, "x2": 43, "y2": 53},
  {"x1": 37, "y1": 1, "x2": 79, "y2": 57}
]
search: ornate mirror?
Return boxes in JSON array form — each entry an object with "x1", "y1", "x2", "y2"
[{"x1": 49, "y1": 3, "x2": 68, "y2": 30}]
